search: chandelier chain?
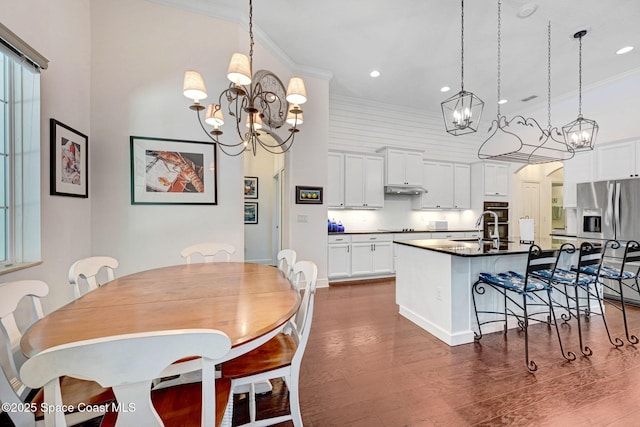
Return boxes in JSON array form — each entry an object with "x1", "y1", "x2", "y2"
[
  {"x1": 497, "y1": 0, "x2": 502, "y2": 115},
  {"x1": 249, "y1": 0, "x2": 254, "y2": 72},
  {"x1": 460, "y1": 0, "x2": 464, "y2": 91}
]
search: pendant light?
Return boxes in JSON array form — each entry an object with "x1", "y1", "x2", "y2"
[
  {"x1": 562, "y1": 30, "x2": 598, "y2": 151},
  {"x1": 441, "y1": 0, "x2": 484, "y2": 136}
]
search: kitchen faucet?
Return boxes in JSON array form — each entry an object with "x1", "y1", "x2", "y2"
[{"x1": 475, "y1": 211, "x2": 500, "y2": 250}]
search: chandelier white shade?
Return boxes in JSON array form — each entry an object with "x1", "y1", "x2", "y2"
[{"x1": 182, "y1": 0, "x2": 307, "y2": 156}]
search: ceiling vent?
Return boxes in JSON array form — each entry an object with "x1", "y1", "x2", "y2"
[{"x1": 521, "y1": 95, "x2": 538, "y2": 102}]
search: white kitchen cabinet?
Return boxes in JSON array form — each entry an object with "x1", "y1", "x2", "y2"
[
  {"x1": 563, "y1": 150, "x2": 594, "y2": 208},
  {"x1": 328, "y1": 235, "x2": 351, "y2": 279},
  {"x1": 595, "y1": 141, "x2": 640, "y2": 181},
  {"x1": 327, "y1": 152, "x2": 345, "y2": 208},
  {"x1": 414, "y1": 161, "x2": 454, "y2": 209},
  {"x1": 350, "y1": 234, "x2": 394, "y2": 276},
  {"x1": 430, "y1": 231, "x2": 466, "y2": 239},
  {"x1": 484, "y1": 163, "x2": 509, "y2": 197},
  {"x1": 377, "y1": 148, "x2": 423, "y2": 186},
  {"x1": 344, "y1": 154, "x2": 384, "y2": 208},
  {"x1": 453, "y1": 164, "x2": 471, "y2": 209}
]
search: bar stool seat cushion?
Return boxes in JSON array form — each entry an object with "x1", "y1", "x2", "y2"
[
  {"x1": 571, "y1": 264, "x2": 636, "y2": 280},
  {"x1": 531, "y1": 268, "x2": 596, "y2": 286},
  {"x1": 478, "y1": 271, "x2": 550, "y2": 294}
]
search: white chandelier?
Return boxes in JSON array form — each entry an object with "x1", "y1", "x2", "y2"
[{"x1": 182, "y1": 0, "x2": 307, "y2": 156}]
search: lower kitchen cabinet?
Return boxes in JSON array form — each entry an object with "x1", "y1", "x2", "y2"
[
  {"x1": 350, "y1": 234, "x2": 394, "y2": 276},
  {"x1": 328, "y1": 234, "x2": 394, "y2": 280},
  {"x1": 328, "y1": 235, "x2": 351, "y2": 279}
]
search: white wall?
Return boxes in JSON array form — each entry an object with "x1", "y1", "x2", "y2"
[{"x1": 1, "y1": 0, "x2": 92, "y2": 312}]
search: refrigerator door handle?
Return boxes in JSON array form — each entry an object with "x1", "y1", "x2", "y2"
[
  {"x1": 605, "y1": 183, "x2": 614, "y2": 228},
  {"x1": 615, "y1": 182, "x2": 621, "y2": 238}
]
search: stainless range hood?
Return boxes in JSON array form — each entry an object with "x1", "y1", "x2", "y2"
[{"x1": 384, "y1": 185, "x2": 426, "y2": 195}]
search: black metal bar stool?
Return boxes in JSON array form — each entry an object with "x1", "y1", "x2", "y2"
[
  {"x1": 531, "y1": 241, "x2": 624, "y2": 357},
  {"x1": 472, "y1": 244, "x2": 576, "y2": 372},
  {"x1": 572, "y1": 240, "x2": 640, "y2": 345}
]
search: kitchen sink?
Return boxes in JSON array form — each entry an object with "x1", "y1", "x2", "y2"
[{"x1": 451, "y1": 238, "x2": 515, "y2": 244}]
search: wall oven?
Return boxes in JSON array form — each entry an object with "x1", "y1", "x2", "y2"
[{"x1": 483, "y1": 201, "x2": 509, "y2": 240}]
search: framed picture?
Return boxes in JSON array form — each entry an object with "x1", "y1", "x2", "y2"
[
  {"x1": 295, "y1": 186, "x2": 323, "y2": 204},
  {"x1": 244, "y1": 202, "x2": 258, "y2": 224},
  {"x1": 244, "y1": 176, "x2": 258, "y2": 199},
  {"x1": 50, "y1": 119, "x2": 88, "y2": 198},
  {"x1": 130, "y1": 136, "x2": 217, "y2": 205}
]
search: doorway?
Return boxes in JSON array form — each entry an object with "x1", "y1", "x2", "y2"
[{"x1": 521, "y1": 181, "x2": 540, "y2": 242}]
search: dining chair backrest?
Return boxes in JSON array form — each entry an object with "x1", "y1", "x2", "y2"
[
  {"x1": 277, "y1": 249, "x2": 297, "y2": 282},
  {"x1": 181, "y1": 242, "x2": 236, "y2": 264},
  {"x1": 68, "y1": 256, "x2": 119, "y2": 299},
  {"x1": 0, "y1": 280, "x2": 48, "y2": 391},
  {"x1": 20, "y1": 329, "x2": 232, "y2": 427},
  {"x1": 290, "y1": 261, "x2": 318, "y2": 360}
]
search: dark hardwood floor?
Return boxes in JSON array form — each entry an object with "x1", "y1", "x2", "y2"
[{"x1": 5, "y1": 278, "x2": 640, "y2": 426}]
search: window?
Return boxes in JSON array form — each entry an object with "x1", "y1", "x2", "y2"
[{"x1": 0, "y1": 25, "x2": 48, "y2": 271}]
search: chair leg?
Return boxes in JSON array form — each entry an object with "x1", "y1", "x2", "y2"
[
  {"x1": 522, "y1": 295, "x2": 537, "y2": 372},
  {"x1": 591, "y1": 283, "x2": 624, "y2": 348},
  {"x1": 471, "y1": 280, "x2": 484, "y2": 341},
  {"x1": 249, "y1": 382, "x2": 257, "y2": 424},
  {"x1": 286, "y1": 372, "x2": 303, "y2": 427},
  {"x1": 574, "y1": 286, "x2": 592, "y2": 356},
  {"x1": 617, "y1": 279, "x2": 639, "y2": 345},
  {"x1": 547, "y1": 289, "x2": 576, "y2": 363}
]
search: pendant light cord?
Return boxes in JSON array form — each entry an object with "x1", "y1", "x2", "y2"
[
  {"x1": 497, "y1": 0, "x2": 502, "y2": 116},
  {"x1": 547, "y1": 21, "x2": 552, "y2": 128},
  {"x1": 460, "y1": 0, "x2": 465, "y2": 91},
  {"x1": 578, "y1": 35, "x2": 583, "y2": 117}
]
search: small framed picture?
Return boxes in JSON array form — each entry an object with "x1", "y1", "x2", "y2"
[
  {"x1": 295, "y1": 186, "x2": 323, "y2": 204},
  {"x1": 50, "y1": 119, "x2": 88, "y2": 198},
  {"x1": 130, "y1": 136, "x2": 217, "y2": 205},
  {"x1": 244, "y1": 202, "x2": 258, "y2": 224},
  {"x1": 244, "y1": 176, "x2": 258, "y2": 199}
]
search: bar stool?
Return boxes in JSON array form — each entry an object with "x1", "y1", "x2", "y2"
[
  {"x1": 531, "y1": 241, "x2": 624, "y2": 357},
  {"x1": 572, "y1": 240, "x2": 640, "y2": 345},
  {"x1": 472, "y1": 244, "x2": 576, "y2": 372}
]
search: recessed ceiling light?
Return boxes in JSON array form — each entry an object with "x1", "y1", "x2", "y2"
[
  {"x1": 517, "y1": 2, "x2": 538, "y2": 18},
  {"x1": 369, "y1": 70, "x2": 380, "y2": 78},
  {"x1": 440, "y1": 86, "x2": 451, "y2": 92},
  {"x1": 498, "y1": 99, "x2": 508, "y2": 105},
  {"x1": 616, "y1": 46, "x2": 634, "y2": 55}
]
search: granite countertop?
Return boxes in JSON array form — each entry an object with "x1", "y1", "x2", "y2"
[
  {"x1": 394, "y1": 238, "x2": 532, "y2": 257},
  {"x1": 328, "y1": 229, "x2": 478, "y2": 235}
]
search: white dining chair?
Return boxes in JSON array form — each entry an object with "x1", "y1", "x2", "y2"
[
  {"x1": 68, "y1": 256, "x2": 119, "y2": 299},
  {"x1": 277, "y1": 249, "x2": 297, "y2": 283},
  {"x1": 181, "y1": 242, "x2": 236, "y2": 264},
  {"x1": 0, "y1": 280, "x2": 114, "y2": 427},
  {"x1": 222, "y1": 260, "x2": 318, "y2": 426},
  {"x1": 20, "y1": 329, "x2": 233, "y2": 427}
]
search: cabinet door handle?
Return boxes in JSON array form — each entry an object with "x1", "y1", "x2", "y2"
[{"x1": 347, "y1": 246, "x2": 349, "y2": 253}]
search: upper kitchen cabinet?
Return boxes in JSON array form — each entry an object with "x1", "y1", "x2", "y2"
[
  {"x1": 453, "y1": 164, "x2": 471, "y2": 209},
  {"x1": 563, "y1": 150, "x2": 594, "y2": 208},
  {"x1": 415, "y1": 161, "x2": 454, "y2": 209},
  {"x1": 344, "y1": 153, "x2": 384, "y2": 208},
  {"x1": 595, "y1": 140, "x2": 640, "y2": 181},
  {"x1": 327, "y1": 151, "x2": 345, "y2": 208},
  {"x1": 483, "y1": 163, "x2": 509, "y2": 199},
  {"x1": 376, "y1": 147, "x2": 423, "y2": 186}
]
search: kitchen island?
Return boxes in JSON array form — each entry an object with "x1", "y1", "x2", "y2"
[{"x1": 395, "y1": 238, "x2": 533, "y2": 346}]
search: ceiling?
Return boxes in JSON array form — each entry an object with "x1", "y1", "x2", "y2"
[{"x1": 159, "y1": 0, "x2": 640, "y2": 118}]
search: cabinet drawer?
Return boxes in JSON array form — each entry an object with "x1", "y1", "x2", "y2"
[
  {"x1": 431, "y1": 231, "x2": 466, "y2": 239},
  {"x1": 328, "y1": 235, "x2": 351, "y2": 244},
  {"x1": 351, "y1": 234, "x2": 393, "y2": 243}
]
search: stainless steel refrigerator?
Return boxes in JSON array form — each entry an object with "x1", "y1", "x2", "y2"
[{"x1": 577, "y1": 179, "x2": 640, "y2": 304}]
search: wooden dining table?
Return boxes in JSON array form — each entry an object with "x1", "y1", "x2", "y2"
[{"x1": 21, "y1": 262, "x2": 301, "y2": 363}]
